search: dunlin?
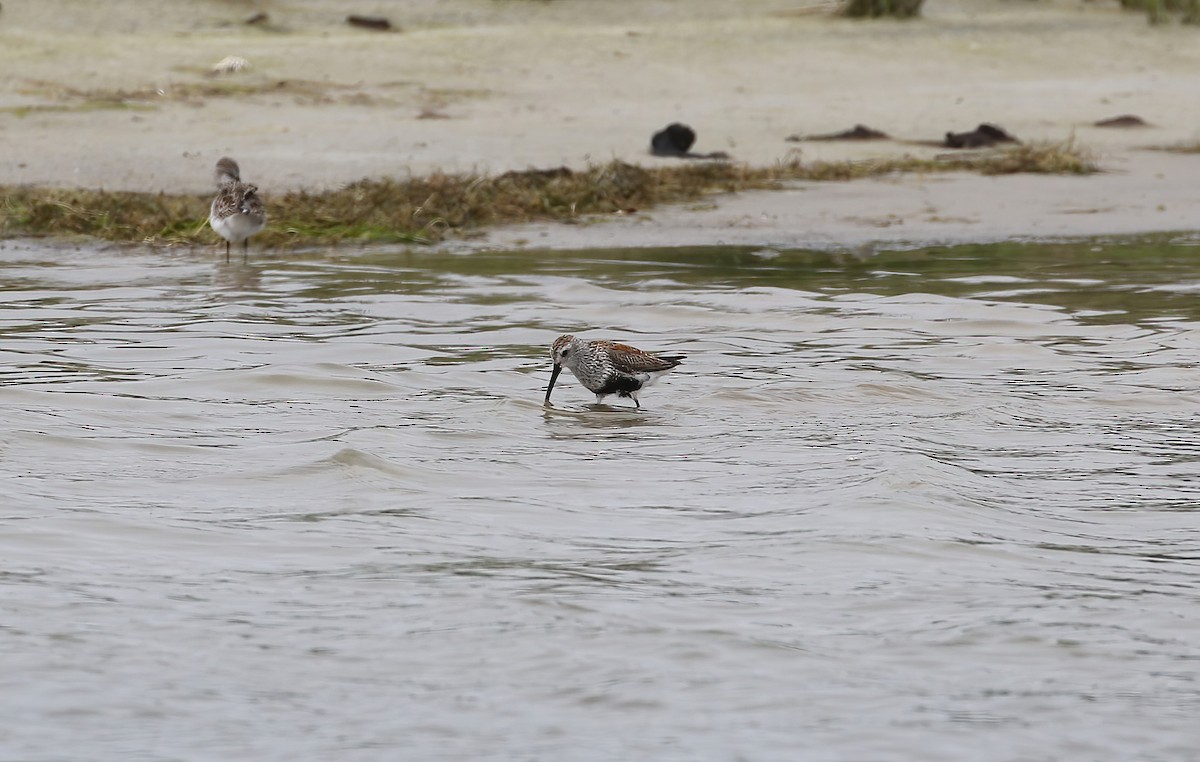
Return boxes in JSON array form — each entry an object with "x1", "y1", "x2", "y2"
[
  {"x1": 209, "y1": 157, "x2": 266, "y2": 262},
  {"x1": 544, "y1": 334, "x2": 684, "y2": 409}
]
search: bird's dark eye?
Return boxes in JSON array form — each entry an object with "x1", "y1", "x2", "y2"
[{"x1": 561, "y1": 349, "x2": 570, "y2": 357}]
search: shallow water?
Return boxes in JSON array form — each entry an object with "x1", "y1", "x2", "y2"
[{"x1": 1, "y1": 238, "x2": 1198, "y2": 761}]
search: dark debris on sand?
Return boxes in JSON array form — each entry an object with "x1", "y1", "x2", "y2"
[
  {"x1": 650, "y1": 123, "x2": 730, "y2": 160},
  {"x1": 1094, "y1": 114, "x2": 1152, "y2": 128},
  {"x1": 787, "y1": 124, "x2": 891, "y2": 142},
  {"x1": 944, "y1": 123, "x2": 1019, "y2": 149},
  {"x1": 346, "y1": 15, "x2": 395, "y2": 31}
]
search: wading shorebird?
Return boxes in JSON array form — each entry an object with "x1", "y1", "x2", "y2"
[
  {"x1": 544, "y1": 334, "x2": 684, "y2": 409},
  {"x1": 209, "y1": 157, "x2": 266, "y2": 262}
]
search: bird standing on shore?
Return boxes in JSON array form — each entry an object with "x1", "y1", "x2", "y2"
[
  {"x1": 209, "y1": 157, "x2": 266, "y2": 262},
  {"x1": 544, "y1": 334, "x2": 684, "y2": 409}
]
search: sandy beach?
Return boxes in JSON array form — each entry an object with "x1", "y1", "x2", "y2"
[{"x1": 2, "y1": 0, "x2": 1199, "y2": 248}]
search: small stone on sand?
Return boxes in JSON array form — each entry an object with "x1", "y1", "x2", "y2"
[{"x1": 347, "y1": 15, "x2": 395, "y2": 31}]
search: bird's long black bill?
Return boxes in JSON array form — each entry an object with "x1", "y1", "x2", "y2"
[{"x1": 544, "y1": 363, "x2": 563, "y2": 405}]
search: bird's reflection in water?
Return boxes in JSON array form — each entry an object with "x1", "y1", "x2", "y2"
[
  {"x1": 541, "y1": 401, "x2": 667, "y2": 435},
  {"x1": 211, "y1": 259, "x2": 263, "y2": 292}
]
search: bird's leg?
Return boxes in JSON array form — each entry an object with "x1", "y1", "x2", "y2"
[
  {"x1": 224, "y1": 241, "x2": 231, "y2": 263},
  {"x1": 243, "y1": 238, "x2": 249, "y2": 263}
]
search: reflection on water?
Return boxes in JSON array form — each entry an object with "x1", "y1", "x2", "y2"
[{"x1": 1, "y1": 238, "x2": 1199, "y2": 761}]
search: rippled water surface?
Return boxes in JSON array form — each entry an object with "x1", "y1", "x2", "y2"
[{"x1": 2, "y1": 239, "x2": 1198, "y2": 761}]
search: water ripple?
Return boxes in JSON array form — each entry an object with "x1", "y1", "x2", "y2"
[{"x1": 2, "y1": 239, "x2": 1199, "y2": 761}]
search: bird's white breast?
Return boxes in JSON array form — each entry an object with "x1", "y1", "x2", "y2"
[{"x1": 210, "y1": 209, "x2": 265, "y2": 243}]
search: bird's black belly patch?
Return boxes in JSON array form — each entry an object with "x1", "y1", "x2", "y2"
[{"x1": 597, "y1": 375, "x2": 641, "y2": 397}]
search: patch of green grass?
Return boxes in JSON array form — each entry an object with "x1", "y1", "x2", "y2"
[
  {"x1": 17, "y1": 78, "x2": 389, "y2": 108},
  {"x1": 838, "y1": 0, "x2": 924, "y2": 18},
  {"x1": 14, "y1": 77, "x2": 493, "y2": 115},
  {"x1": 0, "y1": 141, "x2": 1099, "y2": 247},
  {"x1": 964, "y1": 140, "x2": 1098, "y2": 175},
  {"x1": 0, "y1": 101, "x2": 157, "y2": 117},
  {"x1": 1118, "y1": 0, "x2": 1200, "y2": 24},
  {"x1": 1154, "y1": 140, "x2": 1200, "y2": 154}
]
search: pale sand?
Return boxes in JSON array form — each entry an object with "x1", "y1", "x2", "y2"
[{"x1": 2, "y1": 0, "x2": 1198, "y2": 248}]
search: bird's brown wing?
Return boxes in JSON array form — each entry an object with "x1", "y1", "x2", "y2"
[
  {"x1": 596, "y1": 341, "x2": 684, "y2": 373},
  {"x1": 238, "y1": 185, "x2": 265, "y2": 216},
  {"x1": 212, "y1": 182, "x2": 263, "y2": 219}
]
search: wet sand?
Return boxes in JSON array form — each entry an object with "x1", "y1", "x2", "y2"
[
  {"x1": 2, "y1": 0, "x2": 1199, "y2": 248},
  {"x1": 481, "y1": 149, "x2": 1200, "y2": 252}
]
